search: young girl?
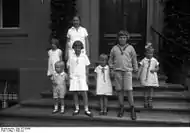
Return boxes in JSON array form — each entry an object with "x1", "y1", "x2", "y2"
[
  {"x1": 65, "y1": 15, "x2": 90, "y2": 61},
  {"x1": 67, "y1": 40, "x2": 93, "y2": 117},
  {"x1": 94, "y1": 54, "x2": 112, "y2": 115},
  {"x1": 51, "y1": 61, "x2": 68, "y2": 114},
  {"x1": 47, "y1": 38, "x2": 63, "y2": 77},
  {"x1": 109, "y1": 30, "x2": 138, "y2": 120},
  {"x1": 137, "y1": 42, "x2": 159, "y2": 109}
]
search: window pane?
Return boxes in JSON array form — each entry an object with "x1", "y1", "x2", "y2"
[{"x1": 2, "y1": 0, "x2": 19, "y2": 28}]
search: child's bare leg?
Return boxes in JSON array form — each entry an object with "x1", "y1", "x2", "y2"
[
  {"x1": 100, "y1": 96, "x2": 104, "y2": 113},
  {"x1": 127, "y1": 90, "x2": 134, "y2": 106},
  {"x1": 60, "y1": 98, "x2": 65, "y2": 113},
  {"x1": 52, "y1": 98, "x2": 59, "y2": 113},
  {"x1": 73, "y1": 92, "x2": 79, "y2": 114},
  {"x1": 117, "y1": 90, "x2": 124, "y2": 117},
  {"x1": 148, "y1": 87, "x2": 154, "y2": 108},
  {"x1": 144, "y1": 87, "x2": 148, "y2": 108},
  {"x1": 81, "y1": 91, "x2": 89, "y2": 111},
  {"x1": 82, "y1": 91, "x2": 93, "y2": 117},
  {"x1": 103, "y1": 96, "x2": 108, "y2": 114}
]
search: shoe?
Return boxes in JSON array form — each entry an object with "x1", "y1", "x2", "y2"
[
  {"x1": 99, "y1": 111, "x2": 104, "y2": 115},
  {"x1": 130, "y1": 106, "x2": 136, "y2": 120},
  {"x1": 72, "y1": 109, "x2": 80, "y2": 116},
  {"x1": 117, "y1": 106, "x2": 124, "y2": 117},
  {"x1": 84, "y1": 110, "x2": 93, "y2": 117},
  {"x1": 60, "y1": 109, "x2": 65, "y2": 114},
  {"x1": 52, "y1": 109, "x2": 59, "y2": 114}
]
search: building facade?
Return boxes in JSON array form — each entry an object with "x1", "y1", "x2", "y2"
[{"x1": 0, "y1": 0, "x2": 164, "y2": 101}]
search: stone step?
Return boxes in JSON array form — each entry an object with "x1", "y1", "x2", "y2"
[
  {"x1": 0, "y1": 105, "x2": 189, "y2": 127},
  {"x1": 40, "y1": 90, "x2": 190, "y2": 102},
  {"x1": 20, "y1": 98, "x2": 190, "y2": 113}
]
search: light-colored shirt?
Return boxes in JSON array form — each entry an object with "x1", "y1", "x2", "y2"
[
  {"x1": 67, "y1": 26, "x2": 88, "y2": 51},
  {"x1": 67, "y1": 52, "x2": 90, "y2": 79},
  {"x1": 109, "y1": 44, "x2": 138, "y2": 72}
]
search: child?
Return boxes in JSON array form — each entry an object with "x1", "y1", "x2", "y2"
[
  {"x1": 109, "y1": 30, "x2": 138, "y2": 120},
  {"x1": 51, "y1": 61, "x2": 68, "y2": 114},
  {"x1": 94, "y1": 54, "x2": 113, "y2": 115},
  {"x1": 47, "y1": 38, "x2": 63, "y2": 77},
  {"x1": 137, "y1": 42, "x2": 159, "y2": 109},
  {"x1": 67, "y1": 40, "x2": 93, "y2": 117}
]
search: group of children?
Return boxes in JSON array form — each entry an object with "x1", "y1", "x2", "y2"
[{"x1": 47, "y1": 30, "x2": 159, "y2": 120}]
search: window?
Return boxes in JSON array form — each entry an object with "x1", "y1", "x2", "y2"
[{"x1": 0, "y1": 0, "x2": 20, "y2": 28}]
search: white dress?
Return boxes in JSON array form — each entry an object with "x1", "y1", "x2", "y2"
[
  {"x1": 95, "y1": 65, "x2": 113, "y2": 95},
  {"x1": 139, "y1": 57, "x2": 159, "y2": 87},
  {"x1": 47, "y1": 49, "x2": 62, "y2": 76},
  {"x1": 67, "y1": 26, "x2": 88, "y2": 59},
  {"x1": 67, "y1": 52, "x2": 90, "y2": 91}
]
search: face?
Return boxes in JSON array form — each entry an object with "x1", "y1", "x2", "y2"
[
  {"x1": 73, "y1": 16, "x2": 80, "y2": 28},
  {"x1": 74, "y1": 46, "x2": 82, "y2": 56},
  {"x1": 118, "y1": 35, "x2": 128, "y2": 46},
  {"x1": 100, "y1": 57, "x2": 107, "y2": 67},
  {"x1": 52, "y1": 43, "x2": 57, "y2": 49},
  {"x1": 146, "y1": 52, "x2": 153, "y2": 59},
  {"x1": 55, "y1": 64, "x2": 63, "y2": 74}
]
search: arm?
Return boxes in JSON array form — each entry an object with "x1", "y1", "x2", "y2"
[
  {"x1": 59, "y1": 50, "x2": 63, "y2": 61},
  {"x1": 108, "y1": 48, "x2": 114, "y2": 69},
  {"x1": 131, "y1": 47, "x2": 138, "y2": 73},
  {"x1": 85, "y1": 36, "x2": 90, "y2": 57},
  {"x1": 65, "y1": 38, "x2": 70, "y2": 61},
  {"x1": 150, "y1": 60, "x2": 159, "y2": 73},
  {"x1": 137, "y1": 64, "x2": 143, "y2": 80}
]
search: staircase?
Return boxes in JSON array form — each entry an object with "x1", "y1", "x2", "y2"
[{"x1": 0, "y1": 64, "x2": 190, "y2": 127}]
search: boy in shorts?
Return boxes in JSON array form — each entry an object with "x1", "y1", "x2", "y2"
[{"x1": 109, "y1": 30, "x2": 138, "y2": 120}]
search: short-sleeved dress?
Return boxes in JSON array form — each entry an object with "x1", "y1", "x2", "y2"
[
  {"x1": 139, "y1": 57, "x2": 159, "y2": 87},
  {"x1": 47, "y1": 49, "x2": 62, "y2": 76},
  {"x1": 94, "y1": 65, "x2": 112, "y2": 96},
  {"x1": 67, "y1": 52, "x2": 90, "y2": 91},
  {"x1": 67, "y1": 26, "x2": 88, "y2": 58}
]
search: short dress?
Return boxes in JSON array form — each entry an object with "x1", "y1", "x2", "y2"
[
  {"x1": 47, "y1": 49, "x2": 62, "y2": 76},
  {"x1": 139, "y1": 57, "x2": 159, "y2": 87},
  {"x1": 95, "y1": 65, "x2": 113, "y2": 95},
  {"x1": 67, "y1": 52, "x2": 90, "y2": 91}
]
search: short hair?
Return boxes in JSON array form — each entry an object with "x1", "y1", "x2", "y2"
[
  {"x1": 51, "y1": 38, "x2": 59, "y2": 47},
  {"x1": 117, "y1": 30, "x2": 130, "y2": 39},
  {"x1": 72, "y1": 40, "x2": 84, "y2": 49},
  {"x1": 99, "y1": 53, "x2": 108, "y2": 61},
  {"x1": 73, "y1": 15, "x2": 81, "y2": 22},
  {"x1": 55, "y1": 61, "x2": 65, "y2": 68}
]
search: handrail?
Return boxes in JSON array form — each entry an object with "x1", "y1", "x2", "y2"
[{"x1": 151, "y1": 26, "x2": 190, "y2": 52}]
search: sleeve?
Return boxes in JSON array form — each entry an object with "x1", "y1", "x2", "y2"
[
  {"x1": 131, "y1": 46, "x2": 138, "y2": 71},
  {"x1": 108, "y1": 47, "x2": 115, "y2": 68},
  {"x1": 84, "y1": 55, "x2": 90, "y2": 66},
  {"x1": 156, "y1": 59, "x2": 159, "y2": 66},
  {"x1": 67, "y1": 58, "x2": 70, "y2": 68},
  {"x1": 139, "y1": 59, "x2": 144, "y2": 66},
  {"x1": 66, "y1": 29, "x2": 71, "y2": 38},
  {"x1": 48, "y1": 50, "x2": 51, "y2": 57},
  {"x1": 83, "y1": 28, "x2": 88, "y2": 37},
  {"x1": 94, "y1": 66, "x2": 98, "y2": 73}
]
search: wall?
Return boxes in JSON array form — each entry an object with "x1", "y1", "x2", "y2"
[{"x1": 0, "y1": 0, "x2": 51, "y2": 101}]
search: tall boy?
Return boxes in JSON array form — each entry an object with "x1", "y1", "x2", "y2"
[{"x1": 109, "y1": 30, "x2": 138, "y2": 120}]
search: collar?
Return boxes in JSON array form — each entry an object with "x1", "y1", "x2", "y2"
[
  {"x1": 71, "y1": 26, "x2": 82, "y2": 30},
  {"x1": 55, "y1": 72, "x2": 65, "y2": 76},
  {"x1": 98, "y1": 65, "x2": 108, "y2": 69},
  {"x1": 145, "y1": 57, "x2": 153, "y2": 61}
]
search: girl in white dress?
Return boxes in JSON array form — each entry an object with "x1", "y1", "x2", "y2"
[
  {"x1": 47, "y1": 38, "x2": 63, "y2": 77},
  {"x1": 94, "y1": 54, "x2": 112, "y2": 115},
  {"x1": 137, "y1": 42, "x2": 159, "y2": 108},
  {"x1": 67, "y1": 40, "x2": 93, "y2": 117},
  {"x1": 65, "y1": 15, "x2": 90, "y2": 61}
]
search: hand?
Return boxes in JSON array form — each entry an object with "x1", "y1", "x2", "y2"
[{"x1": 133, "y1": 69, "x2": 138, "y2": 73}]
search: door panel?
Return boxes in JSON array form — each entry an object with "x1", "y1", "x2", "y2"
[{"x1": 99, "y1": 0, "x2": 147, "y2": 57}]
